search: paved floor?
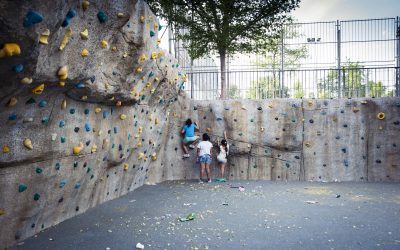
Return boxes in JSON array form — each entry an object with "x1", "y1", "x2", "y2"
[{"x1": 11, "y1": 181, "x2": 400, "y2": 250}]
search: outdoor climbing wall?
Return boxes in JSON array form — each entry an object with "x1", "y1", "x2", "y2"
[
  {"x1": 0, "y1": 0, "x2": 186, "y2": 248},
  {"x1": 147, "y1": 97, "x2": 400, "y2": 184}
]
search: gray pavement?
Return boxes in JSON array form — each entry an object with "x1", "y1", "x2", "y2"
[{"x1": 10, "y1": 181, "x2": 400, "y2": 250}]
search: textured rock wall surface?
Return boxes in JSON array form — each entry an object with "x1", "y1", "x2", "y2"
[
  {"x1": 0, "y1": 0, "x2": 186, "y2": 248},
  {"x1": 148, "y1": 97, "x2": 400, "y2": 183}
]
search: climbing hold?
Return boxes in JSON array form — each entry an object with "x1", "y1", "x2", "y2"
[
  {"x1": 6, "y1": 97, "x2": 17, "y2": 107},
  {"x1": 81, "y1": 48, "x2": 89, "y2": 57},
  {"x1": 59, "y1": 120, "x2": 65, "y2": 128},
  {"x1": 42, "y1": 116, "x2": 49, "y2": 124},
  {"x1": 60, "y1": 136, "x2": 66, "y2": 143},
  {"x1": 39, "y1": 29, "x2": 50, "y2": 44},
  {"x1": 23, "y1": 11, "x2": 43, "y2": 28},
  {"x1": 0, "y1": 43, "x2": 21, "y2": 58},
  {"x1": 151, "y1": 152, "x2": 157, "y2": 161},
  {"x1": 101, "y1": 40, "x2": 108, "y2": 48},
  {"x1": 3, "y1": 145, "x2": 10, "y2": 153},
  {"x1": 23, "y1": 138, "x2": 33, "y2": 150},
  {"x1": 123, "y1": 163, "x2": 129, "y2": 171},
  {"x1": 155, "y1": 117, "x2": 159, "y2": 125},
  {"x1": 103, "y1": 111, "x2": 108, "y2": 118},
  {"x1": 13, "y1": 64, "x2": 23, "y2": 73},
  {"x1": 73, "y1": 143, "x2": 83, "y2": 155},
  {"x1": 85, "y1": 123, "x2": 91, "y2": 132},
  {"x1": 150, "y1": 30, "x2": 155, "y2": 37},
  {"x1": 304, "y1": 141, "x2": 312, "y2": 147},
  {"x1": 91, "y1": 144, "x2": 97, "y2": 153},
  {"x1": 138, "y1": 152, "x2": 145, "y2": 160},
  {"x1": 95, "y1": 107, "x2": 102, "y2": 113},
  {"x1": 61, "y1": 99, "x2": 67, "y2": 109},
  {"x1": 138, "y1": 54, "x2": 146, "y2": 63},
  {"x1": 140, "y1": 15, "x2": 145, "y2": 23},
  {"x1": 32, "y1": 84, "x2": 44, "y2": 94},
  {"x1": 20, "y1": 77, "x2": 32, "y2": 84},
  {"x1": 79, "y1": 29, "x2": 89, "y2": 39},
  {"x1": 116, "y1": 101, "x2": 122, "y2": 106},
  {"x1": 206, "y1": 128, "x2": 211, "y2": 132},
  {"x1": 82, "y1": 0, "x2": 89, "y2": 11},
  {"x1": 84, "y1": 109, "x2": 90, "y2": 115},
  {"x1": 51, "y1": 133, "x2": 57, "y2": 141},
  {"x1": 75, "y1": 82, "x2": 85, "y2": 88},
  {"x1": 8, "y1": 113, "x2": 17, "y2": 121},
  {"x1": 114, "y1": 127, "x2": 118, "y2": 134},
  {"x1": 138, "y1": 127, "x2": 143, "y2": 133},
  {"x1": 18, "y1": 184, "x2": 27, "y2": 193},
  {"x1": 59, "y1": 28, "x2": 72, "y2": 50},
  {"x1": 26, "y1": 98, "x2": 36, "y2": 104},
  {"x1": 59, "y1": 180, "x2": 66, "y2": 188},
  {"x1": 136, "y1": 67, "x2": 143, "y2": 73},
  {"x1": 81, "y1": 95, "x2": 88, "y2": 101},
  {"x1": 260, "y1": 127, "x2": 265, "y2": 132},
  {"x1": 120, "y1": 114, "x2": 127, "y2": 120},
  {"x1": 377, "y1": 112, "x2": 385, "y2": 120},
  {"x1": 151, "y1": 52, "x2": 157, "y2": 59},
  {"x1": 62, "y1": 9, "x2": 76, "y2": 27},
  {"x1": 97, "y1": 11, "x2": 108, "y2": 23},
  {"x1": 33, "y1": 193, "x2": 40, "y2": 201},
  {"x1": 102, "y1": 139, "x2": 109, "y2": 149},
  {"x1": 352, "y1": 107, "x2": 360, "y2": 113},
  {"x1": 38, "y1": 100, "x2": 47, "y2": 107},
  {"x1": 117, "y1": 12, "x2": 124, "y2": 18}
]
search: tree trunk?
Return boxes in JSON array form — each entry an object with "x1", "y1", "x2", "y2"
[{"x1": 219, "y1": 51, "x2": 226, "y2": 99}]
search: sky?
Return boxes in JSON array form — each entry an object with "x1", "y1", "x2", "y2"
[{"x1": 292, "y1": 0, "x2": 400, "y2": 22}]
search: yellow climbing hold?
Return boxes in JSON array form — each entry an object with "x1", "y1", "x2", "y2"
[
  {"x1": 61, "y1": 99, "x2": 67, "y2": 109},
  {"x1": 58, "y1": 66, "x2": 68, "y2": 80},
  {"x1": 136, "y1": 67, "x2": 143, "y2": 73},
  {"x1": 206, "y1": 128, "x2": 211, "y2": 132},
  {"x1": 3, "y1": 145, "x2": 10, "y2": 153},
  {"x1": 91, "y1": 144, "x2": 97, "y2": 153},
  {"x1": 151, "y1": 52, "x2": 157, "y2": 59},
  {"x1": 138, "y1": 54, "x2": 146, "y2": 63},
  {"x1": 150, "y1": 88, "x2": 155, "y2": 94},
  {"x1": 138, "y1": 127, "x2": 143, "y2": 133},
  {"x1": 360, "y1": 100, "x2": 368, "y2": 104},
  {"x1": 95, "y1": 107, "x2": 102, "y2": 113},
  {"x1": 352, "y1": 107, "x2": 360, "y2": 113},
  {"x1": 304, "y1": 141, "x2": 312, "y2": 147},
  {"x1": 7, "y1": 97, "x2": 17, "y2": 107},
  {"x1": 377, "y1": 112, "x2": 385, "y2": 120},
  {"x1": 120, "y1": 114, "x2": 127, "y2": 120},
  {"x1": 140, "y1": 15, "x2": 145, "y2": 23},
  {"x1": 73, "y1": 142, "x2": 84, "y2": 155},
  {"x1": 154, "y1": 22, "x2": 158, "y2": 30},
  {"x1": 59, "y1": 27, "x2": 72, "y2": 50},
  {"x1": 151, "y1": 152, "x2": 157, "y2": 161},
  {"x1": 32, "y1": 84, "x2": 44, "y2": 94},
  {"x1": 123, "y1": 163, "x2": 129, "y2": 171},
  {"x1": 81, "y1": 95, "x2": 88, "y2": 101},
  {"x1": 82, "y1": 0, "x2": 89, "y2": 11},
  {"x1": 138, "y1": 152, "x2": 145, "y2": 160},
  {"x1": 81, "y1": 48, "x2": 89, "y2": 57},
  {"x1": 0, "y1": 209, "x2": 5, "y2": 216},
  {"x1": 117, "y1": 13, "x2": 124, "y2": 18},
  {"x1": 39, "y1": 29, "x2": 50, "y2": 45},
  {"x1": 59, "y1": 81, "x2": 65, "y2": 87},
  {"x1": 0, "y1": 43, "x2": 21, "y2": 58},
  {"x1": 79, "y1": 29, "x2": 89, "y2": 39},
  {"x1": 21, "y1": 77, "x2": 33, "y2": 84},
  {"x1": 123, "y1": 52, "x2": 128, "y2": 58},
  {"x1": 101, "y1": 40, "x2": 108, "y2": 48},
  {"x1": 155, "y1": 117, "x2": 159, "y2": 125},
  {"x1": 157, "y1": 38, "x2": 161, "y2": 45},
  {"x1": 111, "y1": 46, "x2": 117, "y2": 52},
  {"x1": 23, "y1": 138, "x2": 33, "y2": 150},
  {"x1": 116, "y1": 100, "x2": 122, "y2": 107},
  {"x1": 268, "y1": 105, "x2": 273, "y2": 108}
]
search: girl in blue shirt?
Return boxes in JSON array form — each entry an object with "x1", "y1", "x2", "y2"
[{"x1": 181, "y1": 119, "x2": 200, "y2": 158}]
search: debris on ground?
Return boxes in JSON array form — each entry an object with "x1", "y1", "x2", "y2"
[
  {"x1": 336, "y1": 194, "x2": 341, "y2": 198},
  {"x1": 305, "y1": 200, "x2": 318, "y2": 204},
  {"x1": 136, "y1": 242, "x2": 144, "y2": 249},
  {"x1": 179, "y1": 213, "x2": 196, "y2": 222}
]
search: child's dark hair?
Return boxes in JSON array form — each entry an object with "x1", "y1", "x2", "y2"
[
  {"x1": 202, "y1": 133, "x2": 210, "y2": 141},
  {"x1": 221, "y1": 139, "x2": 228, "y2": 151},
  {"x1": 185, "y1": 119, "x2": 192, "y2": 126}
]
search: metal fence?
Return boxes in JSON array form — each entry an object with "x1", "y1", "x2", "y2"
[{"x1": 171, "y1": 17, "x2": 400, "y2": 99}]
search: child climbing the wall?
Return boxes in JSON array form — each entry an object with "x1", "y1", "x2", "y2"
[
  {"x1": 216, "y1": 130, "x2": 229, "y2": 182},
  {"x1": 181, "y1": 119, "x2": 200, "y2": 158},
  {"x1": 197, "y1": 133, "x2": 213, "y2": 183}
]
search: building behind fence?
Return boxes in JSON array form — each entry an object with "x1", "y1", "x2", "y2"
[{"x1": 168, "y1": 17, "x2": 400, "y2": 100}]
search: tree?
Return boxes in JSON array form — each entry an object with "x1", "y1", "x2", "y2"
[
  {"x1": 247, "y1": 75, "x2": 289, "y2": 99},
  {"x1": 228, "y1": 84, "x2": 241, "y2": 99},
  {"x1": 147, "y1": 0, "x2": 301, "y2": 99}
]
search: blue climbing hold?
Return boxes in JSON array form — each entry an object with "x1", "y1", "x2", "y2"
[
  {"x1": 55, "y1": 162, "x2": 61, "y2": 170},
  {"x1": 59, "y1": 120, "x2": 65, "y2": 128},
  {"x1": 74, "y1": 183, "x2": 81, "y2": 189},
  {"x1": 85, "y1": 123, "x2": 91, "y2": 132},
  {"x1": 23, "y1": 11, "x2": 43, "y2": 28},
  {"x1": 149, "y1": 71, "x2": 155, "y2": 77},
  {"x1": 13, "y1": 64, "x2": 23, "y2": 73},
  {"x1": 75, "y1": 82, "x2": 85, "y2": 89},
  {"x1": 110, "y1": 107, "x2": 114, "y2": 115},
  {"x1": 114, "y1": 127, "x2": 118, "y2": 134},
  {"x1": 84, "y1": 109, "x2": 90, "y2": 115},
  {"x1": 61, "y1": 9, "x2": 76, "y2": 27},
  {"x1": 128, "y1": 133, "x2": 131, "y2": 140},
  {"x1": 8, "y1": 113, "x2": 17, "y2": 121},
  {"x1": 97, "y1": 11, "x2": 108, "y2": 23},
  {"x1": 103, "y1": 111, "x2": 108, "y2": 119},
  {"x1": 67, "y1": 9, "x2": 76, "y2": 18},
  {"x1": 39, "y1": 100, "x2": 47, "y2": 107},
  {"x1": 69, "y1": 108, "x2": 75, "y2": 114},
  {"x1": 61, "y1": 18, "x2": 70, "y2": 27},
  {"x1": 59, "y1": 180, "x2": 66, "y2": 188}
]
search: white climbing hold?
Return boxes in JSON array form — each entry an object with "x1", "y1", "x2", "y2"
[
  {"x1": 91, "y1": 144, "x2": 97, "y2": 153},
  {"x1": 117, "y1": 13, "x2": 124, "y2": 18},
  {"x1": 21, "y1": 77, "x2": 33, "y2": 84},
  {"x1": 51, "y1": 133, "x2": 57, "y2": 141},
  {"x1": 7, "y1": 97, "x2": 17, "y2": 107}
]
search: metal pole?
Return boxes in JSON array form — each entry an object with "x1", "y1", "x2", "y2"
[
  {"x1": 337, "y1": 20, "x2": 342, "y2": 98},
  {"x1": 190, "y1": 60, "x2": 194, "y2": 99},
  {"x1": 396, "y1": 16, "x2": 400, "y2": 96},
  {"x1": 280, "y1": 26, "x2": 285, "y2": 97}
]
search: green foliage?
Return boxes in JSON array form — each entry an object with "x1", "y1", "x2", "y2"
[
  {"x1": 247, "y1": 75, "x2": 289, "y2": 99},
  {"x1": 228, "y1": 84, "x2": 241, "y2": 99}
]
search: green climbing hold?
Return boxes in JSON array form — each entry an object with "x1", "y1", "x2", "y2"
[
  {"x1": 35, "y1": 167, "x2": 43, "y2": 174},
  {"x1": 150, "y1": 30, "x2": 155, "y2": 37},
  {"x1": 41, "y1": 116, "x2": 49, "y2": 124},
  {"x1": 18, "y1": 184, "x2": 27, "y2": 193},
  {"x1": 26, "y1": 97, "x2": 36, "y2": 104},
  {"x1": 60, "y1": 136, "x2": 66, "y2": 143},
  {"x1": 87, "y1": 167, "x2": 91, "y2": 173},
  {"x1": 74, "y1": 161, "x2": 78, "y2": 168},
  {"x1": 33, "y1": 193, "x2": 40, "y2": 201},
  {"x1": 97, "y1": 11, "x2": 108, "y2": 23},
  {"x1": 179, "y1": 213, "x2": 195, "y2": 222}
]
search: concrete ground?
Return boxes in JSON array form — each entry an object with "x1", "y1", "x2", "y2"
[{"x1": 11, "y1": 181, "x2": 400, "y2": 250}]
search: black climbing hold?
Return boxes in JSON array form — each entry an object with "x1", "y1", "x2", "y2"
[
  {"x1": 394, "y1": 121, "x2": 399, "y2": 125},
  {"x1": 309, "y1": 119, "x2": 314, "y2": 123},
  {"x1": 31, "y1": 223, "x2": 35, "y2": 228},
  {"x1": 340, "y1": 110, "x2": 344, "y2": 113},
  {"x1": 257, "y1": 107, "x2": 262, "y2": 111},
  {"x1": 203, "y1": 116, "x2": 206, "y2": 120},
  {"x1": 376, "y1": 160, "x2": 382, "y2": 163},
  {"x1": 75, "y1": 206, "x2": 79, "y2": 211},
  {"x1": 282, "y1": 128, "x2": 286, "y2": 132},
  {"x1": 86, "y1": 140, "x2": 91, "y2": 146},
  {"x1": 294, "y1": 156, "x2": 300, "y2": 159},
  {"x1": 70, "y1": 108, "x2": 75, "y2": 114},
  {"x1": 84, "y1": 109, "x2": 90, "y2": 115},
  {"x1": 55, "y1": 163, "x2": 60, "y2": 170},
  {"x1": 376, "y1": 145, "x2": 380, "y2": 149},
  {"x1": 343, "y1": 124, "x2": 348, "y2": 128},
  {"x1": 393, "y1": 143, "x2": 397, "y2": 147},
  {"x1": 58, "y1": 197, "x2": 64, "y2": 203},
  {"x1": 74, "y1": 127, "x2": 80, "y2": 133},
  {"x1": 33, "y1": 193, "x2": 40, "y2": 201},
  {"x1": 361, "y1": 137, "x2": 364, "y2": 140},
  {"x1": 36, "y1": 167, "x2": 43, "y2": 174},
  {"x1": 341, "y1": 148, "x2": 346, "y2": 153},
  {"x1": 74, "y1": 161, "x2": 78, "y2": 168},
  {"x1": 275, "y1": 117, "x2": 278, "y2": 120},
  {"x1": 83, "y1": 162, "x2": 87, "y2": 168},
  {"x1": 26, "y1": 97, "x2": 36, "y2": 104}
]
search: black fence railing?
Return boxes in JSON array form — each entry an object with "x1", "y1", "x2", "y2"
[{"x1": 184, "y1": 67, "x2": 399, "y2": 100}]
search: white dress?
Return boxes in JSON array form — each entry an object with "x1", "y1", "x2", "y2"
[{"x1": 217, "y1": 145, "x2": 229, "y2": 163}]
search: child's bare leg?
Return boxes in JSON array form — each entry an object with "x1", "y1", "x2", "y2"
[
  {"x1": 220, "y1": 163, "x2": 225, "y2": 178},
  {"x1": 200, "y1": 163, "x2": 205, "y2": 180},
  {"x1": 182, "y1": 142, "x2": 188, "y2": 154},
  {"x1": 205, "y1": 164, "x2": 211, "y2": 180}
]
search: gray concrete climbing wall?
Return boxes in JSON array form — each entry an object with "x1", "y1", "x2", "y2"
[
  {"x1": 148, "y1": 97, "x2": 400, "y2": 184},
  {"x1": 0, "y1": 0, "x2": 186, "y2": 248}
]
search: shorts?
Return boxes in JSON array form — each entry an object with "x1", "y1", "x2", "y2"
[
  {"x1": 183, "y1": 135, "x2": 199, "y2": 144},
  {"x1": 199, "y1": 154, "x2": 212, "y2": 164}
]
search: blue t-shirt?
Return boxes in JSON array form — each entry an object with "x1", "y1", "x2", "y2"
[{"x1": 183, "y1": 124, "x2": 197, "y2": 137}]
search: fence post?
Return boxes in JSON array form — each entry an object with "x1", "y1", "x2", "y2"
[
  {"x1": 396, "y1": 16, "x2": 400, "y2": 97},
  {"x1": 336, "y1": 20, "x2": 342, "y2": 98}
]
